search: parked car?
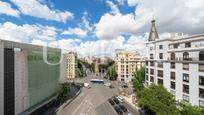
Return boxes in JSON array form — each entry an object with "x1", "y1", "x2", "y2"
[
  {"x1": 112, "y1": 97, "x2": 120, "y2": 104},
  {"x1": 108, "y1": 98, "x2": 115, "y2": 105},
  {"x1": 109, "y1": 85, "x2": 114, "y2": 88},
  {"x1": 84, "y1": 83, "x2": 91, "y2": 88},
  {"x1": 123, "y1": 84, "x2": 128, "y2": 88},
  {"x1": 119, "y1": 105, "x2": 128, "y2": 113},
  {"x1": 114, "y1": 106, "x2": 123, "y2": 115},
  {"x1": 116, "y1": 96, "x2": 124, "y2": 103},
  {"x1": 138, "y1": 108, "x2": 146, "y2": 115},
  {"x1": 104, "y1": 82, "x2": 111, "y2": 87}
]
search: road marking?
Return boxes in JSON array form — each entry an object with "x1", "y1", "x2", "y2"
[{"x1": 71, "y1": 94, "x2": 95, "y2": 115}]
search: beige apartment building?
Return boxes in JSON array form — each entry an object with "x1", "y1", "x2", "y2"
[
  {"x1": 115, "y1": 50, "x2": 145, "y2": 83},
  {"x1": 66, "y1": 52, "x2": 77, "y2": 79}
]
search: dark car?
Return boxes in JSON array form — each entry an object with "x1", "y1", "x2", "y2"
[
  {"x1": 122, "y1": 84, "x2": 128, "y2": 88},
  {"x1": 109, "y1": 85, "x2": 114, "y2": 88},
  {"x1": 119, "y1": 105, "x2": 128, "y2": 113},
  {"x1": 114, "y1": 106, "x2": 123, "y2": 115},
  {"x1": 138, "y1": 108, "x2": 146, "y2": 115},
  {"x1": 108, "y1": 98, "x2": 115, "y2": 105},
  {"x1": 112, "y1": 97, "x2": 120, "y2": 104}
]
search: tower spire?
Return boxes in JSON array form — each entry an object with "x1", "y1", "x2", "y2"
[{"x1": 148, "y1": 19, "x2": 159, "y2": 41}]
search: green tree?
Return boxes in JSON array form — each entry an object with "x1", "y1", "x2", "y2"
[
  {"x1": 179, "y1": 101, "x2": 204, "y2": 115},
  {"x1": 58, "y1": 82, "x2": 70, "y2": 102},
  {"x1": 107, "y1": 68, "x2": 117, "y2": 80},
  {"x1": 137, "y1": 84, "x2": 179, "y2": 115},
  {"x1": 132, "y1": 67, "x2": 145, "y2": 92}
]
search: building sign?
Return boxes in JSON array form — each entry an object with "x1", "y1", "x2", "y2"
[{"x1": 132, "y1": 95, "x2": 136, "y2": 104}]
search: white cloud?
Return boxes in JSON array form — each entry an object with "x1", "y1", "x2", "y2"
[
  {"x1": 115, "y1": 0, "x2": 126, "y2": 5},
  {"x1": 0, "y1": 21, "x2": 57, "y2": 42},
  {"x1": 82, "y1": 11, "x2": 93, "y2": 31},
  {"x1": 0, "y1": 1, "x2": 20, "y2": 17},
  {"x1": 95, "y1": 13, "x2": 147, "y2": 39},
  {"x1": 62, "y1": 27, "x2": 87, "y2": 38},
  {"x1": 11, "y1": 0, "x2": 74, "y2": 23},
  {"x1": 106, "y1": 0, "x2": 120, "y2": 14},
  {"x1": 127, "y1": 0, "x2": 140, "y2": 6},
  {"x1": 134, "y1": 0, "x2": 204, "y2": 34},
  {"x1": 96, "y1": 0, "x2": 204, "y2": 41},
  {"x1": 52, "y1": 35, "x2": 146, "y2": 57}
]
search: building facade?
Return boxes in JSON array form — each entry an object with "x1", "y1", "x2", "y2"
[
  {"x1": 0, "y1": 39, "x2": 62, "y2": 115},
  {"x1": 66, "y1": 52, "x2": 77, "y2": 79},
  {"x1": 115, "y1": 50, "x2": 145, "y2": 83},
  {"x1": 146, "y1": 20, "x2": 204, "y2": 106}
]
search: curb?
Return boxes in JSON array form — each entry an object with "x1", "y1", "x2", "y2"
[{"x1": 55, "y1": 89, "x2": 81, "y2": 114}]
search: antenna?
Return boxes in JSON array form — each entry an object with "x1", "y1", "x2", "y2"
[{"x1": 152, "y1": 8, "x2": 155, "y2": 21}]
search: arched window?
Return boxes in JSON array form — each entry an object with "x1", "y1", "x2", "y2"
[
  {"x1": 199, "y1": 51, "x2": 204, "y2": 61},
  {"x1": 170, "y1": 53, "x2": 175, "y2": 60},
  {"x1": 183, "y1": 52, "x2": 189, "y2": 60}
]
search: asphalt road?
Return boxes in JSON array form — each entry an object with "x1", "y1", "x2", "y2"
[{"x1": 57, "y1": 75, "x2": 139, "y2": 115}]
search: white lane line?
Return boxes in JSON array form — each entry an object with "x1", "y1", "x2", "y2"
[{"x1": 71, "y1": 94, "x2": 95, "y2": 115}]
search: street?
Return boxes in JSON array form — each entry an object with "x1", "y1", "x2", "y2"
[{"x1": 57, "y1": 75, "x2": 139, "y2": 115}]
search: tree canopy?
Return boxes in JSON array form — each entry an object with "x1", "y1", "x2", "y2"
[
  {"x1": 137, "y1": 85, "x2": 179, "y2": 115},
  {"x1": 132, "y1": 67, "x2": 145, "y2": 92}
]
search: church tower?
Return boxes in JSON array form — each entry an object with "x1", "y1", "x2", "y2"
[{"x1": 148, "y1": 20, "x2": 159, "y2": 41}]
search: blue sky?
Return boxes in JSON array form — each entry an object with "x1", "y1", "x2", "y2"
[
  {"x1": 0, "y1": 0, "x2": 204, "y2": 57},
  {"x1": 0, "y1": 0, "x2": 134, "y2": 41}
]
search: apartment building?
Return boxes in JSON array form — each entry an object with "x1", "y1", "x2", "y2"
[
  {"x1": 146, "y1": 20, "x2": 204, "y2": 106},
  {"x1": 0, "y1": 39, "x2": 64, "y2": 115},
  {"x1": 115, "y1": 50, "x2": 145, "y2": 83},
  {"x1": 66, "y1": 52, "x2": 77, "y2": 79}
]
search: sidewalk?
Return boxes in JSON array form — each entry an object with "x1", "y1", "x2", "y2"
[
  {"x1": 56, "y1": 89, "x2": 81, "y2": 114},
  {"x1": 121, "y1": 95, "x2": 140, "y2": 110}
]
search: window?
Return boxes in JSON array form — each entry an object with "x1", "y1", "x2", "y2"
[
  {"x1": 159, "y1": 45, "x2": 163, "y2": 49},
  {"x1": 150, "y1": 69, "x2": 154, "y2": 75},
  {"x1": 199, "y1": 100, "x2": 204, "y2": 107},
  {"x1": 146, "y1": 75, "x2": 148, "y2": 80},
  {"x1": 146, "y1": 61, "x2": 148, "y2": 65},
  {"x1": 157, "y1": 79, "x2": 163, "y2": 85},
  {"x1": 183, "y1": 74, "x2": 189, "y2": 82},
  {"x1": 146, "y1": 68, "x2": 148, "y2": 73},
  {"x1": 183, "y1": 95, "x2": 189, "y2": 102},
  {"x1": 183, "y1": 63, "x2": 189, "y2": 70},
  {"x1": 199, "y1": 51, "x2": 204, "y2": 61},
  {"x1": 185, "y1": 42, "x2": 191, "y2": 48},
  {"x1": 157, "y1": 70, "x2": 163, "y2": 77},
  {"x1": 171, "y1": 81, "x2": 175, "y2": 89},
  {"x1": 199, "y1": 76, "x2": 204, "y2": 86},
  {"x1": 183, "y1": 52, "x2": 189, "y2": 60},
  {"x1": 150, "y1": 61, "x2": 154, "y2": 66},
  {"x1": 171, "y1": 62, "x2": 175, "y2": 69},
  {"x1": 199, "y1": 64, "x2": 204, "y2": 72},
  {"x1": 150, "y1": 76, "x2": 154, "y2": 82},
  {"x1": 157, "y1": 62, "x2": 163, "y2": 68},
  {"x1": 183, "y1": 84, "x2": 189, "y2": 94},
  {"x1": 159, "y1": 53, "x2": 163, "y2": 59},
  {"x1": 171, "y1": 72, "x2": 175, "y2": 80},
  {"x1": 170, "y1": 53, "x2": 175, "y2": 60},
  {"x1": 150, "y1": 54, "x2": 154, "y2": 59},
  {"x1": 174, "y1": 44, "x2": 179, "y2": 48},
  {"x1": 199, "y1": 88, "x2": 204, "y2": 99}
]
